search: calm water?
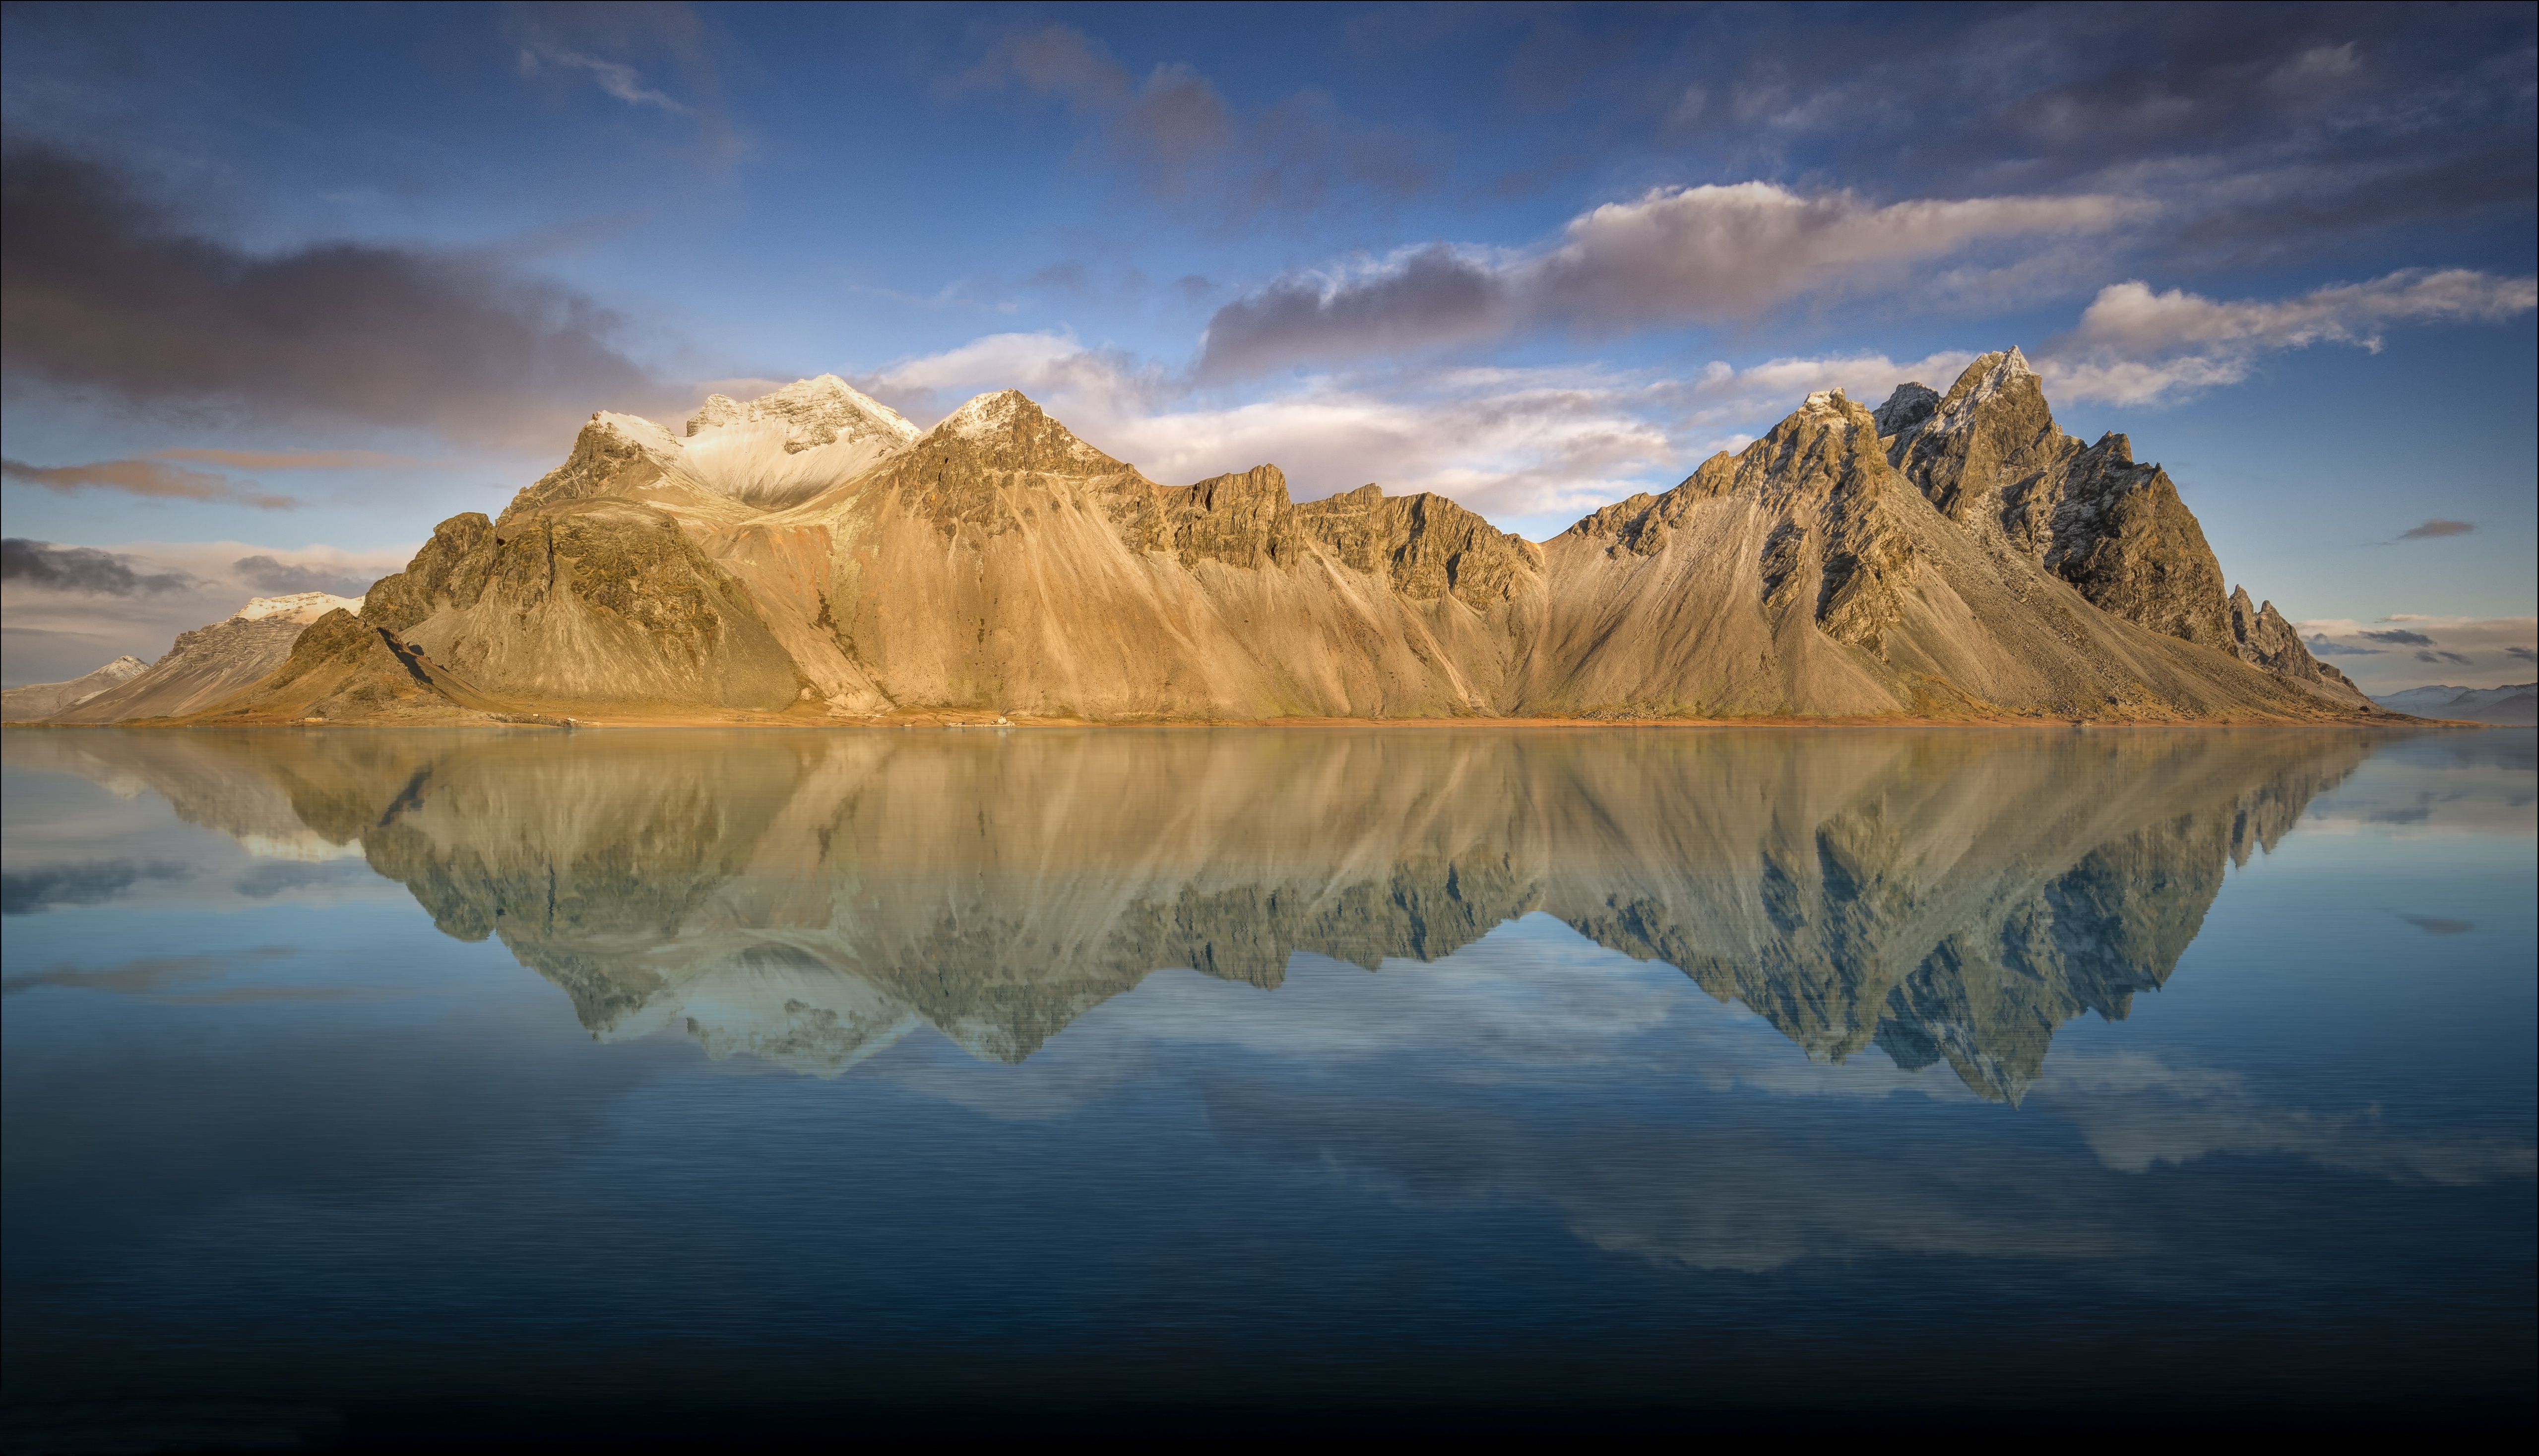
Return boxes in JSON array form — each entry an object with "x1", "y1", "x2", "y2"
[{"x1": 3, "y1": 726, "x2": 2532, "y2": 1436}]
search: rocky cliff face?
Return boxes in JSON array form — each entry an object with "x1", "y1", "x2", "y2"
[
  {"x1": 1873, "y1": 350, "x2": 2355, "y2": 702},
  {"x1": 1524, "y1": 387, "x2": 2342, "y2": 719},
  {"x1": 128, "y1": 359, "x2": 2381, "y2": 726},
  {"x1": 2226, "y1": 586, "x2": 2371, "y2": 706}
]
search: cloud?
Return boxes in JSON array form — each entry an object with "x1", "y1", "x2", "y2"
[
  {"x1": 2040, "y1": 269, "x2": 2539, "y2": 405},
  {"x1": 151, "y1": 448, "x2": 422, "y2": 471},
  {"x1": 1201, "y1": 183, "x2": 2141, "y2": 377},
  {"x1": 0, "y1": 538, "x2": 194, "y2": 595},
  {"x1": 0, "y1": 147, "x2": 664, "y2": 446},
  {"x1": 2, "y1": 456, "x2": 297, "y2": 510},
  {"x1": 2399, "y1": 519, "x2": 2476, "y2": 540},
  {"x1": 232, "y1": 555, "x2": 377, "y2": 599},
  {"x1": 956, "y1": 23, "x2": 1434, "y2": 221},
  {"x1": 0, "y1": 859, "x2": 188, "y2": 916},
  {"x1": 2294, "y1": 615, "x2": 2539, "y2": 695},
  {"x1": 2399, "y1": 914, "x2": 2475, "y2": 937},
  {"x1": 859, "y1": 332, "x2": 1673, "y2": 523},
  {"x1": 1, "y1": 538, "x2": 415, "y2": 686},
  {"x1": 518, "y1": 45, "x2": 692, "y2": 114}
]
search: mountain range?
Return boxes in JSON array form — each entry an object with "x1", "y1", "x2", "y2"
[
  {"x1": 23, "y1": 350, "x2": 2391, "y2": 725},
  {"x1": 2372, "y1": 682, "x2": 2538, "y2": 725}
]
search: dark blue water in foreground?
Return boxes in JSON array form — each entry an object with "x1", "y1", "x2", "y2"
[{"x1": 3, "y1": 727, "x2": 2531, "y2": 1439}]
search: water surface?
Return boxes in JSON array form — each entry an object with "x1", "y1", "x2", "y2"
[{"x1": 3, "y1": 726, "x2": 2532, "y2": 1434}]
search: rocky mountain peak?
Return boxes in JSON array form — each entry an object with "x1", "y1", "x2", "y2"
[
  {"x1": 912, "y1": 390, "x2": 1125, "y2": 474},
  {"x1": 934, "y1": 388, "x2": 1034, "y2": 441},
  {"x1": 1872, "y1": 382, "x2": 1940, "y2": 438},
  {"x1": 1922, "y1": 347, "x2": 2047, "y2": 442}
]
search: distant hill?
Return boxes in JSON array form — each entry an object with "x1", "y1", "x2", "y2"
[
  {"x1": 0, "y1": 655, "x2": 146, "y2": 720},
  {"x1": 2373, "y1": 683, "x2": 2538, "y2": 725},
  {"x1": 33, "y1": 354, "x2": 2389, "y2": 726},
  {"x1": 50, "y1": 593, "x2": 365, "y2": 723}
]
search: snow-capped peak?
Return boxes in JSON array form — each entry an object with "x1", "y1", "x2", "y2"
[
  {"x1": 590, "y1": 410, "x2": 683, "y2": 456},
  {"x1": 1802, "y1": 387, "x2": 1850, "y2": 415},
  {"x1": 234, "y1": 591, "x2": 364, "y2": 624},
  {"x1": 684, "y1": 374, "x2": 919, "y2": 449},
  {"x1": 935, "y1": 389, "x2": 1031, "y2": 441}
]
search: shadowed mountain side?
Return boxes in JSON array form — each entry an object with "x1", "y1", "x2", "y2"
[
  {"x1": 1532, "y1": 391, "x2": 2355, "y2": 721},
  {"x1": 12, "y1": 728, "x2": 2384, "y2": 1091},
  {"x1": 355, "y1": 501, "x2": 807, "y2": 713}
]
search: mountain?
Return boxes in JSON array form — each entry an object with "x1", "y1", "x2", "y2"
[
  {"x1": 51, "y1": 593, "x2": 367, "y2": 723},
  {"x1": 2374, "y1": 682, "x2": 2539, "y2": 725},
  {"x1": 9, "y1": 725, "x2": 2382, "y2": 1099},
  {"x1": 0, "y1": 654, "x2": 146, "y2": 720},
  {"x1": 83, "y1": 351, "x2": 2386, "y2": 725}
]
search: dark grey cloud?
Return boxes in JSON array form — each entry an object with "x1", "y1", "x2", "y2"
[
  {"x1": 2306, "y1": 634, "x2": 2384, "y2": 658},
  {"x1": 2400, "y1": 914, "x2": 2475, "y2": 937},
  {"x1": 2508, "y1": 646, "x2": 2538, "y2": 664},
  {"x1": 2400, "y1": 519, "x2": 2476, "y2": 540},
  {"x1": 0, "y1": 859, "x2": 188, "y2": 916},
  {"x1": 2415, "y1": 649, "x2": 2474, "y2": 665},
  {"x1": 2362, "y1": 629, "x2": 2436, "y2": 646},
  {"x1": 1, "y1": 538, "x2": 194, "y2": 595},
  {"x1": 956, "y1": 23, "x2": 1436, "y2": 223},
  {"x1": 233, "y1": 555, "x2": 376, "y2": 599},
  {"x1": 1561, "y1": 4, "x2": 2536, "y2": 262},
  {"x1": 0, "y1": 148, "x2": 662, "y2": 445}
]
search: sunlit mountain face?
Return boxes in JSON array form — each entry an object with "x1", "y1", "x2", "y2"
[{"x1": 2, "y1": 727, "x2": 2530, "y2": 1434}]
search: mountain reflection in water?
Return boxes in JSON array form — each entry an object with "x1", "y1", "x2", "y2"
[{"x1": 21, "y1": 726, "x2": 2374, "y2": 1099}]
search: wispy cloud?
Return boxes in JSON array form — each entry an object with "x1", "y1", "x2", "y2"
[
  {"x1": 953, "y1": 22, "x2": 1435, "y2": 223},
  {"x1": 2296, "y1": 615, "x2": 2539, "y2": 693},
  {"x1": 2039, "y1": 268, "x2": 2539, "y2": 405},
  {"x1": 2398, "y1": 518, "x2": 2476, "y2": 540},
  {"x1": 2, "y1": 457, "x2": 297, "y2": 510},
  {"x1": 149, "y1": 448, "x2": 423, "y2": 471},
  {"x1": 518, "y1": 44, "x2": 693, "y2": 114}
]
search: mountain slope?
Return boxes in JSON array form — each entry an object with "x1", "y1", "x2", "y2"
[
  {"x1": 54, "y1": 594, "x2": 363, "y2": 722},
  {"x1": 1, "y1": 655, "x2": 146, "y2": 720}
]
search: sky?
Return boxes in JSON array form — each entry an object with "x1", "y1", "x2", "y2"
[{"x1": 2, "y1": 1, "x2": 2533, "y2": 693}]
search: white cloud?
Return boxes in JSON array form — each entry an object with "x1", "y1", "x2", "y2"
[
  {"x1": 859, "y1": 333, "x2": 1677, "y2": 525},
  {"x1": 1201, "y1": 182, "x2": 2145, "y2": 377},
  {"x1": 2040, "y1": 268, "x2": 2539, "y2": 405},
  {"x1": 1669, "y1": 349, "x2": 1980, "y2": 433},
  {"x1": 519, "y1": 45, "x2": 692, "y2": 115}
]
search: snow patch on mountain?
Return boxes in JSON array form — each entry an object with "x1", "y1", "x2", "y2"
[{"x1": 235, "y1": 592, "x2": 365, "y2": 624}]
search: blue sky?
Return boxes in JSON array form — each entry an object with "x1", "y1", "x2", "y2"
[{"x1": 3, "y1": 1, "x2": 2533, "y2": 689}]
